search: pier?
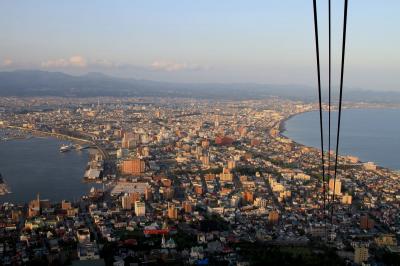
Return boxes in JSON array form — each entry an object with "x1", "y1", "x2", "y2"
[{"x1": 6, "y1": 125, "x2": 109, "y2": 160}]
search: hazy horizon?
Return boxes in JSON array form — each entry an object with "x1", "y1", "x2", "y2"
[{"x1": 1, "y1": 0, "x2": 399, "y2": 91}]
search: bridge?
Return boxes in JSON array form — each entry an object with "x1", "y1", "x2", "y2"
[{"x1": 6, "y1": 125, "x2": 109, "y2": 160}]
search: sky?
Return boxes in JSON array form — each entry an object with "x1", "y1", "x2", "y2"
[{"x1": 0, "y1": 0, "x2": 399, "y2": 91}]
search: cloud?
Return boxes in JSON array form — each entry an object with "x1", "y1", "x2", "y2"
[
  {"x1": 150, "y1": 60, "x2": 207, "y2": 72},
  {"x1": 41, "y1": 55, "x2": 87, "y2": 68},
  {"x1": 69, "y1": 55, "x2": 86, "y2": 67},
  {"x1": 2, "y1": 58, "x2": 13, "y2": 66}
]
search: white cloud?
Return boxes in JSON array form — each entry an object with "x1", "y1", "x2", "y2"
[
  {"x1": 69, "y1": 55, "x2": 86, "y2": 67},
  {"x1": 41, "y1": 55, "x2": 87, "y2": 68},
  {"x1": 2, "y1": 58, "x2": 13, "y2": 66},
  {"x1": 150, "y1": 60, "x2": 206, "y2": 72}
]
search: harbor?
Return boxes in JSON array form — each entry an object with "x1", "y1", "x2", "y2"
[{"x1": 0, "y1": 135, "x2": 102, "y2": 203}]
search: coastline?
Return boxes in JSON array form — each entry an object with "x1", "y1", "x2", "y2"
[{"x1": 277, "y1": 108, "x2": 400, "y2": 173}]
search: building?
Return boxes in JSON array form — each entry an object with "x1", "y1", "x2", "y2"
[
  {"x1": 129, "y1": 192, "x2": 141, "y2": 203},
  {"x1": 268, "y1": 210, "x2": 279, "y2": 225},
  {"x1": 61, "y1": 200, "x2": 72, "y2": 210},
  {"x1": 230, "y1": 195, "x2": 241, "y2": 207},
  {"x1": 254, "y1": 197, "x2": 267, "y2": 208},
  {"x1": 28, "y1": 194, "x2": 41, "y2": 217},
  {"x1": 163, "y1": 187, "x2": 175, "y2": 200},
  {"x1": 194, "y1": 185, "x2": 203, "y2": 196},
  {"x1": 243, "y1": 191, "x2": 254, "y2": 204},
  {"x1": 215, "y1": 136, "x2": 234, "y2": 146},
  {"x1": 354, "y1": 243, "x2": 369, "y2": 264},
  {"x1": 121, "y1": 194, "x2": 133, "y2": 210},
  {"x1": 220, "y1": 168, "x2": 233, "y2": 182},
  {"x1": 250, "y1": 138, "x2": 261, "y2": 146},
  {"x1": 329, "y1": 178, "x2": 342, "y2": 196},
  {"x1": 145, "y1": 187, "x2": 153, "y2": 201},
  {"x1": 204, "y1": 174, "x2": 216, "y2": 181},
  {"x1": 122, "y1": 132, "x2": 139, "y2": 149},
  {"x1": 182, "y1": 201, "x2": 193, "y2": 213},
  {"x1": 78, "y1": 242, "x2": 100, "y2": 261},
  {"x1": 342, "y1": 194, "x2": 352, "y2": 205},
  {"x1": 201, "y1": 140, "x2": 209, "y2": 148},
  {"x1": 77, "y1": 228, "x2": 91, "y2": 243},
  {"x1": 360, "y1": 215, "x2": 375, "y2": 230},
  {"x1": 110, "y1": 182, "x2": 149, "y2": 196},
  {"x1": 121, "y1": 158, "x2": 145, "y2": 175},
  {"x1": 374, "y1": 234, "x2": 397, "y2": 247},
  {"x1": 135, "y1": 201, "x2": 146, "y2": 216},
  {"x1": 168, "y1": 203, "x2": 178, "y2": 220},
  {"x1": 227, "y1": 160, "x2": 236, "y2": 170},
  {"x1": 363, "y1": 162, "x2": 377, "y2": 171},
  {"x1": 201, "y1": 155, "x2": 210, "y2": 166}
]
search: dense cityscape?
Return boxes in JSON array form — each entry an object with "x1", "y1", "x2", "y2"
[{"x1": 0, "y1": 96, "x2": 399, "y2": 265}]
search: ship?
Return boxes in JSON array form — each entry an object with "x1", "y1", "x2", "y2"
[
  {"x1": 0, "y1": 173, "x2": 11, "y2": 195},
  {"x1": 59, "y1": 143, "x2": 73, "y2": 152}
]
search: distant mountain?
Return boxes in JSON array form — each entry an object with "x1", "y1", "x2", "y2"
[
  {"x1": 0, "y1": 70, "x2": 399, "y2": 102},
  {"x1": 0, "y1": 70, "x2": 313, "y2": 100}
]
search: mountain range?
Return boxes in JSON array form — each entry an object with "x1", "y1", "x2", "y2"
[{"x1": 0, "y1": 70, "x2": 399, "y2": 103}]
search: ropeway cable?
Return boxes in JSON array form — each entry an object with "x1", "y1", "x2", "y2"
[
  {"x1": 331, "y1": 0, "x2": 349, "y2": 225},
  {"x1": 312, "y1": 0, "x2": 327, "y2": 238},
  {"x1": 326, "y1": 0, "x2": 331, "y2": 238}
]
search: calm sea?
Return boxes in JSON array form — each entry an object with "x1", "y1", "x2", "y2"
[
  {"x1": 283, "y1": 109, "x2": 400, "y2": 170},
  {"x1": 0, "y1": 137, "x2": 96, "y2": 203}
]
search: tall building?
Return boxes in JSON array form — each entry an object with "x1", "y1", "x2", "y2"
[
  {"x1": 329, "y1": 178, "x2": 342, "y2": 196},
  {"x1": 354, "y1": 243, "x2": 369, "y2": 264},
  {"x1": 122, "y1": 132, "x2": 139, "y2": 149},
  {"x1": 360, "y1": 215, "x2": 375, "y2": 230},
  {"x1": 168, "y1": 203, "x2": 178, "y2": 220},
  {"x1": 121, "y1": 158, "x2": 145, "y2": 175},
  {"x1": 135, "y1": 201, "x2": 146, "y2": 216},
  {"x1": 268, "y1": 210, "x2": 279, "y2": 225},
  {"x1": 121, "y1": 194, "x2": 133, "y2": 210},
  {"x1": 145, "y1": 187, "x2": 153, "y2": 201},
  {"x1": 342, "y1": 194, "x2": 352, "y2": 205},
  {"x1": 227, "y1": 160, "x2": 236, "y2": 170},
  {"x1": 182, "y1": 201, "x2": 193, "y2": 213},
  {"x1": 28, "y1": 194, "x2": 41, "y2": 217},
  {"x1": 61, "y1": 200, "x2": 72, "y2": 210},
  {"x1": 201, "y1": 155, "x2": 210, "y2": 166},
  {"x1": 243, "y1": 191, "x2": 254, "y2": 204},
  {"x1": 129, "y1": 192, "x2": 141, "y2": 203},
  {"x1": 220, "y1": 168, "x2": 233, "y2": 182}
]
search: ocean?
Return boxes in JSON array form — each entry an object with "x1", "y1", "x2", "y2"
[{"x1": 283, "y1": 108, "x2": 400, "y2": 170}]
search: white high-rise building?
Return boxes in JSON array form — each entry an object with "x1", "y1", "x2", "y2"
[{"x1": 135, "y1": 201, "x2": 146, "y2": 216}]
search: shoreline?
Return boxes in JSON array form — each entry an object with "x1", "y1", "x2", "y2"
[{"x1": 277, "y1": 108, "x2": 400, "y2": 173}]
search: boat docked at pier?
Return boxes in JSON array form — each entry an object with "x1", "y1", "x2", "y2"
[
  {"x1": 0, "y1": 173, "x2": 11, "y2": 195},
  {"x1": 59, "y1": 143, "x2": 73, "y2": 153}
]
